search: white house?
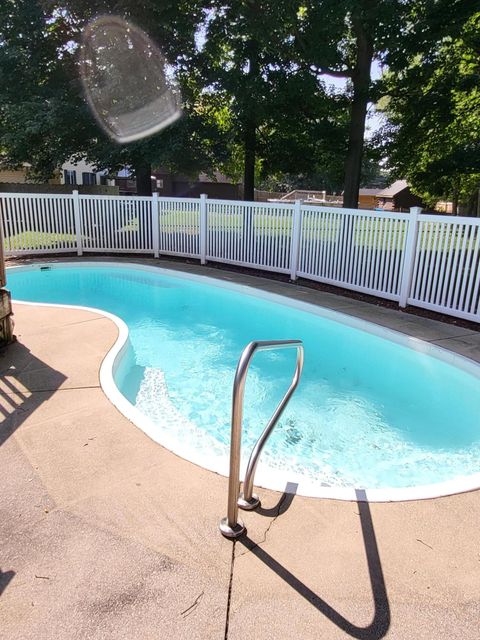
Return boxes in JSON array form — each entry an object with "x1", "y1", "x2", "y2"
[
  {"x1": 0, "y1": 157, "x2": 115, "y2": 188},
  {"x1": 60, "y1": 158, "x2": 115, "y2": 187}
]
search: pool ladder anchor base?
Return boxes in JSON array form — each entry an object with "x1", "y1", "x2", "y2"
[
  {"x1": 219, "y1": 517, "x2": 245, "y2": 539},
  {"x1": 219, "y1": 339, "x2": 304, "y2": 539},
  {"x1": 237, "y1": 492, "x2": 260, "y2": 511}
]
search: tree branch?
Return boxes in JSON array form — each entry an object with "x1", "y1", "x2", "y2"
[
  {"x1": 317, "y1": 68, "x2": 352, "y2": 79},
  {"x1": 294, "y1": 29, "x2": 352, "y2": 79},
  {"x1": 300, "y1": 63, "x2": 352, "y2": 80}
]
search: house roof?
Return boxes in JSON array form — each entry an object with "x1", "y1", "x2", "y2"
[
  {"x1": 377, "y1": 180, "x2": 408, "y2": 198},
  {"x1": 198, "y1": 171, "x2": 234, "y2": 184},
  {"x1": 359, "y1": 188, "x2": 382, "y2": 196}
]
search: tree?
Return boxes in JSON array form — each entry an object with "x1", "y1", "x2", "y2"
[
  {"x1": 5, "y1": 0, "x2": 475, "y2": 208},
  {"x1": 63, "y1": 0, "x2": 215, "y2": 194},
  {"x1": 0, "y1": 1, "x2": 93, "y2": 180},
  {"x1": 340, "y1": 1, "x2": 376, "y2": 208},
  {"x1": 292, "y1": 0, "x2": 413, "y2": 208},
  {"x1": 197, "y1": 1, "x2": 349, "y2": 200},
  {"x1": 380, "y1": 4, "x2": 480, "y2": 214},
  {"x1": 0, "y1": 1, "x2": 220, "y2": 194}
]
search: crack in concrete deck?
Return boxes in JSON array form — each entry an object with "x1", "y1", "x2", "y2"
[{"x1": 236, "y1": 493, "x2": 289, "y2": 557}]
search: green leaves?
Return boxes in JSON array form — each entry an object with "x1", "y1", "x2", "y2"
[
  {"x1": 1, "y1": 0, "x2": 478, "y2": 207},
  {"x1": 0, "y1": 1, "x2": 219, "y2": 182},
  {"x1": 382, "y1": 6, "x2": 480, "y2": 210}
]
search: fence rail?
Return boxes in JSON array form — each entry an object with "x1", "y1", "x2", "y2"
[{"x1": 1, "y1": 191, "x2": 479, "y2": 323}]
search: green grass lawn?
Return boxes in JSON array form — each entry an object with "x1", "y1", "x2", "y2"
[
  {"x1": 4, "y1": 231, "x2": 76, "y2": 250},
  {"x1": 158, "y1": 210, "x2": 409, "y2": 249},
  {"x1": 4, "y1": 212, "x2": 476, "y2": 255}
]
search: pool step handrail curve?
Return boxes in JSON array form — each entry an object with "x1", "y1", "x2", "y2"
[{"x1": 219, "y1": 339, "x2": 304, "y2": 539}]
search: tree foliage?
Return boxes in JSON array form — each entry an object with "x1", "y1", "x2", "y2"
[
  {"x1": 380, "y1": 2, "x2": 480, "y2": 212},
  {"x1": 292, "y1": 0, "x2": 408, "y2": 206},
  {"x1": 0, "y1": 0, "x2": 479, "y2": 208},
  {"x1": 196, "y1": 1, "x2": 352, "y2": 199},
  {"x1": 0, "y1": 1, "x2": 92, "y2": 180},
  {"x1": 0, "y1": 0, "x2": 224, "y2": 192}
]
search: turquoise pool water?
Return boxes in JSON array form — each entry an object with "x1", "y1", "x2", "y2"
[{"x1": 8, "y1": 263, "x2": 480, "y2": 492}]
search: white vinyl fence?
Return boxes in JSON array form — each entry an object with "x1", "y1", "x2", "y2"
[
  {"x1": 79, "y1": 193, "x2": 154, "y2": 254},
  {"x1": 207, "y1": 199, "x2": 294, "y2": 273},
  {"x1": 297, "y1": 206, "x2": 409, "y2": 301},
  {"x1": 157, "y1": 196, "x2": 201, "y2": 258},
  {"x1": 407, "y1": 213, "x2": 480, "y2": 320},
  {"x1": 1, "y1": 191, "x2": 479, "y2": 323}
]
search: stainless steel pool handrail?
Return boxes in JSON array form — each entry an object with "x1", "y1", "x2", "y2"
[{"x1": 219, "y1": 339, "x2": 304, "y2": 539}]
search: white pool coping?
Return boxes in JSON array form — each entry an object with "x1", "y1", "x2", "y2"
[{"x1": 7, "y1": 260, "x2": 480, "y2": 502}]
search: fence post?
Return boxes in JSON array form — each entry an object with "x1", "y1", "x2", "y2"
[
  {"x1": 152, "y1": 192, "x2": 160, "y2": 258},
  {"x1": 289, "y1": 200, "x2": 302, "y2": 280},
  {"x1": 72, "y1": 190, "x2": 83, "y2": 256},
  {"x1": 200, "y1": 193, "x2": 208, "y2": 265},
  {"x1": 399, "y1": 206, "x2": 422, "y2": 307}
]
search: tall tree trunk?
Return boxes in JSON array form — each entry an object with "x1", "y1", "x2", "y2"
[
  {"x1": 135, "y1": 162, "x2": 152, "y2": 196},
  {"x1": 343, "y1": 7, "x2": 374, "y2": 209},
  {"x1": 452, "y1": 178, "x2": 459, "y2": 216},
  {"x1": 466, "y1": 189, "x2": 477, "y2": 217},
  {"x1": 243, "y1": 120, "x2": 256, "y2": 201},
  {"x1": 242, "y1": 31, "x2": 259, "y2": 202}
]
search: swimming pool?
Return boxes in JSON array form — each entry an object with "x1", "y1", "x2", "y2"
[{"x1": 7, "y1": 261, "x2": 480, "y2": 501}]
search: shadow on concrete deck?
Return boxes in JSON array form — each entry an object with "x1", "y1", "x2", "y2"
[
  {"x1": 0, "y1": 569, "x2": 15, "y2": 596},
  {"x1": 254, "y1": 481, "x2": 298, "y2": 518},
  {"x1": 0, "y1": 341, "x2": 67, "y2": 448},
  {"x1": 0, "y1": 341, "x2": 67, "y2": 599},
  {"x1": 238, "y1": 489, "x2": 390, "y2": 639}
]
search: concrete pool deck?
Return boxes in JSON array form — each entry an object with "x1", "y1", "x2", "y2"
[{"x1": 1, "y1": 258, "x2": 479, "y2": 639}]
